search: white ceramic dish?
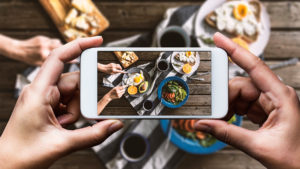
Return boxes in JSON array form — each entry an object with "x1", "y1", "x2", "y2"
[
  {"x1": 171, "y1": 52, "x2": 200, "y2": 76},
  {"x1": 194, "y1": 0, "x2": 270, "y2": 57}
]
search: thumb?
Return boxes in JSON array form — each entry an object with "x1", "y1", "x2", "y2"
[
  {"x1": 194, "y1": 120, "x2": 256, "y2": 153},
  {"x1": 66, "y1": 120, "x2": 123, "y2": 151}
]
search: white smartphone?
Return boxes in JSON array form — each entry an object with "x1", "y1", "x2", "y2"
[{"x1": 80, "y1": 48, "x2": 228, "y2": 119}]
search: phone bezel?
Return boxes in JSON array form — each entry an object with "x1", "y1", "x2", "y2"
[{"x1": 80, "y1": 47, "x2": 228, "y2": 119}]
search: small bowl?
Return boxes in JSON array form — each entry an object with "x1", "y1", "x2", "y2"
[{"x1": 157, "y1": 76, "x2": 189, "y2": 108}]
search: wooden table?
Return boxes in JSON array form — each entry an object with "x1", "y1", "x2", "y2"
[{"x1": 0, "y1": 0, "x2": 299, "y2": 168}]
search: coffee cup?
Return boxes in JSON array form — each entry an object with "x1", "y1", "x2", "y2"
[
  {"x1": 120, "y1": 133, "x2": 150, "y2": 162},
  {"x1": 157, "y1": 59, "x2": 169, "y2": 72},
  {"x1": 157, "y1": 26, "x2": 191, "y2": 47},
  {"x1": 142, "y1": 100, "x2": 154, "y2": 112}
]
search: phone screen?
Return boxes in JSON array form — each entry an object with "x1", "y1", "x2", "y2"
[{"x1": 97, "y1": 51, "x2": 211, "y2": 117}]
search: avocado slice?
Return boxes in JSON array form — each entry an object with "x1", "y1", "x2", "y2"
[{"x1": 139, "y1": 81, "x2": 149, "y2": 93}]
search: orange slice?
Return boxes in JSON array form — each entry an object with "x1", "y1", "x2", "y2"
[
  {"x1": 182, "y1": 64, "x2": 192, "y2": 74},
  {"x1": 232, "y1": 37, "x2": 249, "y2": 50},
  {"x1": 233, "y1": 4, "x2": 248, "y2": 21},
  {"x1": 128, "y1": 85, "x2": 138, "y2": 95}
]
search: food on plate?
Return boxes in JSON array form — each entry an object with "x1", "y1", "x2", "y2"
[
  {"x1": 61, "y1": 0, "x2": 109, "y2": 41},
  {"x1": 182, "y1": 64, "x2": 192, "y2": 74},
  {"x1": 232, "y1": 36, "x2": 249, "y2": 50},
  {"x1": 171, "y1": 116, "x2": 237, "y2": 147},
  {"x1": 174, "y1": 52, "x2": 196, "y2": 66},
  {"x1": 162, "y1": 81, "x2": 187, "y2": 105},
  {"x1": 139, "y1": 81, "x2": 149, "y2": 93},
  {"x1": 233, "y1": 4, "x2": 248, "y2": 21},
  {"x1": 199, "y1": 35, "x2": 215, "y2": 45},
  {"x1": 205, "y1": 0, "x2": 261, "y2": 42},
  {"x1": 127, "y1": 85, "x2": 138, "y2": 95},
  {"x1": 123, "y1": 70, "x2": 148, "y2": 96},
  {"x1": 124, "y1": 70, "x2": 144, "y2": 86},
  {"x1": 114, "y1": 51, "x2": 139, "y2": 68}
]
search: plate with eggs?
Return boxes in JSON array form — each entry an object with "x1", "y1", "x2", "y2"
[
  {"x1": 122, "y1": 68, "x2": 151, "y2": 97},
  {"x1": 195, "y1": 0, "x2": 270, "y2": 57},
  {"x1": 171, "y1": 51, "x2": 200, "y2": 76}
]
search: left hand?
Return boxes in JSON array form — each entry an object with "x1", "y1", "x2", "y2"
[
  {"x1": 98, "y1": 63, "x2": 125, "y2": 74},
  {"x1": 106, "y1": 85, "x2": 127, "y2": 100},
  {"x1": 12, "y1": 36, "x2": 63, "y2": 65},
  {"x1": 0, "y1": 36, "x2": 123, "y2": 169}
]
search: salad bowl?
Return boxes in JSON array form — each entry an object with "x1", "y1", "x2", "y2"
[
  {"x1": 160, "y1": 116, "x2": 243, "y2": 154},
  {"x1": 157, "y1": 76, "x2": 189, "y2": 109}
]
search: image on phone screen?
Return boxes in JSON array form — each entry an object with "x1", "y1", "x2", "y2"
[{"x1": 97, "y1": 51, "x2": 211, "y2": 117}]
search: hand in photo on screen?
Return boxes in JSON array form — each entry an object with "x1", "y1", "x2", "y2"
[
  {"x1": 97, "y1": 85, "x2": 126, "y2": 115},
  {"x1": 0, "y1": 34, "x2": 62, "y2": 65},
  {"x1": 0, "y1": 36, "x2": 123, "y2": 169},
  {"x1": 98, "y1": 63, "x2": 125, "y2": 74},
  {"x1": 194, "y1": 32, "x2": 300, "y2": 169}
]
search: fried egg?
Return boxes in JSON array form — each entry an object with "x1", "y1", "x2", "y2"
[
  {"x1": 212, "y1": 1, "x2": 260, "y2": 37},
  {"x1": 124, "y1": 70, "x2": 144, "y2": 86},
  {"x1": 175, "y1": 52, "x2": 196, "y2": 64}
]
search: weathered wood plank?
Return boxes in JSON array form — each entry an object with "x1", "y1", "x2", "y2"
[
  {"x1": 0, "y1": 2, "x2": 300, "y2": 30},
  {"x1": 1, "y1": 30, "x2": 300, "y2": 60}
]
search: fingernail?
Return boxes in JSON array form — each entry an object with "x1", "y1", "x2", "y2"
[
  {"x1": 107, "y1": 120, "x2": 123, "y2": 135},
  {"x1": 194, "y1": 123, "x2": 211, "y2": 133}
]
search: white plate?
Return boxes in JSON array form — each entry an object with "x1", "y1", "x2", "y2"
[
  {"x1": 171, "y1": 52, "x2": 200, "y2": 76},
  {"x1": 194, "y1": 0, "x2": 270, "y2": 57}
]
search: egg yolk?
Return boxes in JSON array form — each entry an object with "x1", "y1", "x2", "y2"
[
  {"x1": 233, "y1": 4, "x2": 248, "y2": 21},
  {"x1": 186, "y1": 51, "x2": 192, "y2": 57},
  {"x1": 134, "y1": 75, "x2": 143, "y2": 83}
]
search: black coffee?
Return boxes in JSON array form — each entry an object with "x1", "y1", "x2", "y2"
[
  {"x1": 158, "y1": 60, "x2": 168, "y2": 71},
  {"x1": 160, "y1": 31, "x2": 186, "y2": 47},
  {"x1": 123, "y1": 135, "x2": 146, "y2": 159},
  {"x1": 144, "y1": 100, "x2": 153, "y2": 110}
]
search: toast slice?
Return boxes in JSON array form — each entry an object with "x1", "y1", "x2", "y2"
[
  {"x1": 114, "y1": 51, "x2": 139, "y2": 68},
  {"x1": 205, "y1": 0, "x2": 261, "y2": 43}
]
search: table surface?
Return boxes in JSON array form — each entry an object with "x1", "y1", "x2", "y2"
[{"x1": 1, "y1": 0, "x2": 300, "y2": 169}]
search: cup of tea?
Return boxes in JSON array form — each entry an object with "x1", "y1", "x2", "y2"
[
  {"x1": 157, "y1": 26, "x2": 191, "y2": 47},
  {"x1": 157, "y1": 59, "x2": 169, "y2": 72},
  {"x1": 120, "y1": 133, "x2": 150, "y2": 162}
]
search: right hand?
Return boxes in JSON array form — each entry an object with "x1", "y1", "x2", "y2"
[
  {"x1": 106, "y1": 86, "x2": 126, "y2": 100},
  {"x1": 98, "y1": 63, "x2": 125, "y2": 74},
  {"x1": 194, "y1": 32, "x2": 300, "y2": 169}
]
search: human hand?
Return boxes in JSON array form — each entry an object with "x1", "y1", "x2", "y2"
[
  {"x1": 98, "y1": 63, "x2": 125, "y2": 74},
  {"x1": 194, "y1": 32, "x2": 300, "y2": 169},
  {"x1": 106, "y1": 85, "x2": 126, "y2": 101},
  {"x1": 0, "y1": 36, "x2": 123, "y2": 169},
  {"x1": 12, "y1": 35, "x2": 62, "y2": 65}
]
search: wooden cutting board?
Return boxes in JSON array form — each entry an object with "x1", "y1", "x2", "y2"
[{"x1": 39, "y1": 0, "x2": 109, "y2": 42}]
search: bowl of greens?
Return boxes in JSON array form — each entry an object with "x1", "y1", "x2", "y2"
[
  {"x1": 157, "y1": 76, "x2": 189, "y2": 108},
  {"x1": 160, "y1": 115, "x2": 243, "y2": 154}
]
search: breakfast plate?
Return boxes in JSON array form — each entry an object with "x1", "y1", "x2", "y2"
[
  {"x1": 171, "y1": 51, "x2": 200, "y2": 76},
  {"x1": 195, "y1": 0, "x2": 270, "y2": 57},
  {"x1": 122, "y1": 67, "x2": 151, "y2": 98}
]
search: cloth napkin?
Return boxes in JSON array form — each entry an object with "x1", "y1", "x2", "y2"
[{"x1": 14, "y1": 5, "x2": 218, "y2": 169}]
